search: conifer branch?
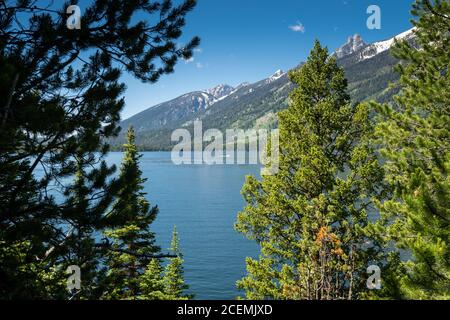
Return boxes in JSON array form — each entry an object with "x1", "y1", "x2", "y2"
[
  {"x1": 95, "y1": 239, "x2": 177, "y2": 259},
  {"x1": 424, "y1": 0, "x2": 450, "y2": 20}
]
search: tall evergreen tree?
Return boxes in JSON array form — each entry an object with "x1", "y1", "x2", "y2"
[
  {"x1": 60, "y1": 157, "x2": 111, "y2": 299},
  {"x1": 235, "y1": 41, "x2": 386, "y2": 300},
  {"x1": 371, "y1": 0, "x2": 450, "y2": 299},
  {"x1": 102, "y1": 127, "x2": 161, "y2": 299},
  {"x1": 162, "y1": 226, "x2": 191, "y2": 300},
  {"x1": 0, "y1": 0, "x2": 199, "y2": 298},
  {"x1": 139, "y1": 258, "x2": 168, "y2": 300}
]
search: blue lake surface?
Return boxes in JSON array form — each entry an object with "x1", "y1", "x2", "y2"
[{"x1": 106, "y1": 152, "x2": 261, "y2": 300}]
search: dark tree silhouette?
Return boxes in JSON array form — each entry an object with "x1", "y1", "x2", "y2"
[{"x1": 0, "y1": 0, "x2": 199, "y2": 299}]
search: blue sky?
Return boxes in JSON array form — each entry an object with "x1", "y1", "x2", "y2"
[{"x1": 117, "y1": 0, "x2": 415, "y2": 119}]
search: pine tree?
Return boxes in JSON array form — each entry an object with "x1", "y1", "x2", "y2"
[
  {"x1": 60, "y1": 158, "x2": 109, "y2": 299},
  {"x1": 0, "y1": 240, "x2": 66, "y2": 299},
  {"x1": 102, "y1": 127, "x2": 161, "y2": 299},
  {"x1": 162, "y1": 227, "x2": 191, "y2": 300},
  {"x1": 0, "y1": 0, "x2": 199, "y2": 298},
  {"x1": 235, "y1": 41, "x2": 386, "y2": 300},
  {"x1": 371, "y1": 0, "x2": 450, "y2": 299},
  {"x1": 139, "y1": 259, "x2": 168, "y2": 300}
]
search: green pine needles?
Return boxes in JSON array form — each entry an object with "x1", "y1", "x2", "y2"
[
  {"x1": 370, "y1": 0, "x2": 450, "y2": 299},
  {"x1": 236, "y1": 0, "x2": 449, "y2": 300},
  {"x1": 103, "y1": 127, "x2": 191, "y2": 300},
  {"x1": 236, "y1": 41, "x2": 385, "y2": 300}
]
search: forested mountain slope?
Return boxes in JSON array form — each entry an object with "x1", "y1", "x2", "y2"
[{"x1": 111, "y1": 29, "x2": 414, "y2": 150}]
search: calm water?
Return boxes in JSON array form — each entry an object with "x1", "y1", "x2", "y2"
[{"x1": 106, "y1": 152, "x2": 260, "y2": 300}]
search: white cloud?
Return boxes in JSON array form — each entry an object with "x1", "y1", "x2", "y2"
[
  {"x1": 184, "y1": 57, "x2": 194, "y2": 64},
  {"x1": 196, "y1": 62, "x2": 204, "y2": 69},
  {"x1": 289, "y1": 22, "x2": 305, "y2": 33},
  {"x1": 194, "y1": 48, "x2": 203, "y2": 53}
]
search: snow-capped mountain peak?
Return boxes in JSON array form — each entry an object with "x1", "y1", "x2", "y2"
[
  {"x1": 335, "y1": 34, "x2": 366, "y2": 58},
  {"x1": 205, "y1": 84, "x2": 234, "y2": 99},
  {"x1": 266, "y1": 69, "x2": 286, "y2": 83},
  {"x1": 358, "y1": 28, "x2": 416, "y2": 61}
]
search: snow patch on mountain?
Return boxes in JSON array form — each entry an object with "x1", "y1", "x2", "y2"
[
  {"x1": 205, "y1": 84, "x2": 234, "y2": 99},
  {"x1": 266, "y1": 70, "x2": 286, "y2": 83},
  {"x1": 358, "y1": 28, "x2": 415, "y2": 61}
]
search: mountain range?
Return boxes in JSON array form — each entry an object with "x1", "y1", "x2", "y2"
[{"x1": 110, "y1": 28, "x2": 415, "y2": 150}]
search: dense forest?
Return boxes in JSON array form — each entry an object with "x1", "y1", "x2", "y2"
[
  {"x1": 109, "y1": 45, "x2": 403, "y2": 151},
  {"x1": 0, "y1": 0, "x2": 449, "y2": 300}
]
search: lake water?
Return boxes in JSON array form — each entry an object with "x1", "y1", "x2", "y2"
[{"x1": 106, "y1": 152, "x2": 261, "y2": 300}]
